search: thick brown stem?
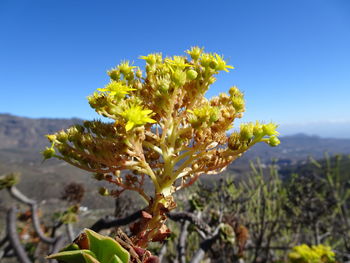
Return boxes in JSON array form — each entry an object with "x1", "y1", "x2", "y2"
[{"x1": 131, "y1": 194, "x2": 176, "y2": 248}]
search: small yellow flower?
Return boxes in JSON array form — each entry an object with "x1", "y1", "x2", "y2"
[
  {"x1": 214, "y1": 54, "x2": 234, "y2": 72},
  {"x1": 165, "y1": 56, "x2": 192, "y2": 69},
  {"x1": 262, "y1": 123, "x2": 279, "y2": 136},
  {"x1": 188, "y1": 105, "x2": 219, "y2": 127},
  {"x1": 121, "y1": 104, "x2": 157, "y2": 131},
  {"x1": 186, "y1": 46, "x2": 203, "y2": 61},
  {"x1": 97, "y1": 82, "x2": 135, "y2": 100},
  {"x1": 288, "y1": 244, "x2": 335, "y2": 263},
  {"x1": 117, "y1": 60, "x2": 136, "y2": 75},
  {"x1": 139, "y1": 53, "x2": 162, "y2": 65}
]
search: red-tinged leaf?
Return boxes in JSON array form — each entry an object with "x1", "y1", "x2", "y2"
[
  {"x1": 141, "y1": 211, "x2": 152, "y2": 219},
  {"x1": 144, "y1": 256, "x2": 160, "y2": 263}
]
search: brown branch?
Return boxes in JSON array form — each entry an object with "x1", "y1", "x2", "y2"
[
  {"x1": 90, "y1": 209, "x2": 144, "y2": 232},
  {"x1": 89, "y1": 209, "x2": 212, "y2": 238},
  {"x1": 6, "y1": 207, "x2": 32, "y2": 263}
]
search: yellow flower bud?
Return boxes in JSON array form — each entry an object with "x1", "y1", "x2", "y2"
[
  {"x1": 186, "y1": 46, "x2": 203, "y2": 61},
  {"x1": 98, "y1": 187, "x2": 109, "y2": 196},
  {"x1": 186, "y1": 69, "x2": 198, "y2": 80},
  {"x1": 240, "y1": 123, "x2": 254, "y2": 141},
  {"x1": 56, "y1": 131, "x2": 68, "y2": 143},
  {"x1": 46, "y1": 134, "x2": 57, "y2": 142},
  {"x1": 253, "y1": 122, "x2": 264, "y2": 137},
  {"x1": 108, "y1": 69, "x2": 120, "y2": 81},
  {"x1": 262, "y1": 123, "x2": 279, "y2": 136},
  {"x1": 136, "y1": 69, "x2": 143, "y2": 78},
  {"x1": 268, "y1": 136, "x2": 280, "y2": 147},
  {"x1": 42, "y1": 147, "x2": 55, "y2": 160},
  {"x1": 172, "y1": 69, "x2": 187, "y2": 86},
  {"x1": 228, "y1": 132, "x2": 241, "y2": 151},
  {"x1": 232, "y1": 97, "x2": 245, "y2": 112},
  {"x1": 117, "y1": 61, "x2": 135, "y2": 76}
]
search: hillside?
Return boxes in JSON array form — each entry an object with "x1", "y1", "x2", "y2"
[{"x1": 1, "y1": 113, "x2": 350, "y2": 207}]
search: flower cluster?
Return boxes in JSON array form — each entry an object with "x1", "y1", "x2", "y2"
[
  {"x1": 44, "y1": 47, "x2": 280, "y2": 247},
  {"x1": 288, "y1": 244, "x2": 336, "y2": 263}
]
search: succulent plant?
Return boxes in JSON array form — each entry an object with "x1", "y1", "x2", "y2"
[
  {"x1": 47, "y1": 229, "x2": 130, "y2": 263},
  {"x1": 44, "y1": 47, "x2": 280, "y2": 247}
]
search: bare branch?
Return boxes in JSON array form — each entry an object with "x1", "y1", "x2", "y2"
[
  {"x1": 51, "y1": 235, "x2": 66, "y2": 254},
  {"x1": 8, "y1": 186, "x2": 56, "y2": 244},
  {"x1": 158, "y1": 241, "x2": 168, "y2": 262},
  {"x1": 66, "y1": 223, "x2": 75, "y2": 243},
  {"x1": 90, "y1": 209, "x2": 143, "y2": 232},
  {"x1": 6, "y1": 207, "x2": 32, "y2": 263},
  {"x1": 167, "y1": 211, "x2": 212, "y2": 235},
  {"x1": 177, "y1": 220, "x2": 190, "y2": 263},
  {"x1": 189, "y1": 232, "x2": 221, "y2": 263},
  {"x1": 0, "y1": 235, "x2": 8, "y2": 248}
]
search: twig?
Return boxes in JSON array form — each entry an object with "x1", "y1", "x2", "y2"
[
  {"x1": 0, "y1": 235, "x2": 8, "y2": 248},
  {"x1": 167, "y1": 211, "x2": 211, "y2": 235},
  {"x1": 0, "y1": 236, "x2": 9, "y2": 260},
  {"x1": 178, "y1": 220, "x2": 190, "y2": 263},
  {"x1": 49, "y1": 235, "x2": 66, "y2": 263},
  {"x1": 189, "y1": 227, "x2": 221, "y2": 263},
  {"x1": 158, "y1": 241, "x2": 168, "y2": 262},
  {"x1": 66, "y1": 223, "x2": 75, "y2": 243},
  {"x1": 6, "y1": 207, "x2": 32, "y2": 263},
  {"x1": 51, "y1": 235, "x2": 66, "y2": 254},
  {"x1": 90, "y1": 210, "x2": 143, "y2": 232}
]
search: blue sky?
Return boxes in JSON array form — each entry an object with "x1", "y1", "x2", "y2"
[{"x1": 1, "y1": 0, "x2": 349, "y2": 136}]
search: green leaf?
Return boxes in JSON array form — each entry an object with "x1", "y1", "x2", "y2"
[
  {"x1": 84, "y1": 229, "x2": 130, "y2": 263},
  {"x1": 83, "y1": 253, "x2": 102, "y2": 263},
  {"x1": 60, "y1": 243, "x2": 80, "y2": 252},
  {"x1": 47, "y1": 249, "x2": 97, "y2": 263},
  {"x1": 110, "y1": 255, "x2": 124, "y2": 263}
]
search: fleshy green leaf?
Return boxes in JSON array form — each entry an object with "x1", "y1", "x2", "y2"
[
  {"x1": 47, "y1": 249, "x2": 97, "y2": 263},
  {"x1": 85, "y1": 229, "x2": 130, "y2": 263},
  {"x1": 60, "y1": 243, "x2": 80, "y2": 252},
  {"x1": 83, "y1": 253, "x2": 102, "y2": 263},
  {"x1": 110, "y1": 255, "x2": 124, "y2": 263}
]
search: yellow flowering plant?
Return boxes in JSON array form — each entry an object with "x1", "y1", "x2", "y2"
[
  {"x1": 288, "y1": 244, "x2": 336, "y2": 263},
  {"x1": 44, "y1": 47, "x2": 280, "y2": 248}
]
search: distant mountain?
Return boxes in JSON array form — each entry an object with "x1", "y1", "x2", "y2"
[
  {"x1": 278, "y1": 121, "x2": 350, "y2": 139},
  {"x1": 1, "y1": 113, "x2": 350, "y2": 207},
  {"x1": 0, "y1": 113, "x2": 82, "y2": 151},
  {"x1": 240, "y1": 133, "x2": 350, "y2": 162}
]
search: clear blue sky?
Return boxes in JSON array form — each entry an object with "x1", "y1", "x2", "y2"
[{"x1": 1, "y1": 0, "x2": 349, "y2": 128}]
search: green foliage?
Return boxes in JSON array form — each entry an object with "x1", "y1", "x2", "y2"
[
  {"x1": 60, "y1": 205, "x2": 79, "y2": 224},
  {"x1": 219, "y1": 223, "x2": 235, "y2": 245},
  {"x1": 288, "y1": 244, "x2": 335, "y2": 263},
  {"x1": 166, "y1": 156, "x2": 349, "y2": 262},
  {"x1": 0, "y1": 172, "x2": 19, "y2": 190},
  {"x1": 47, "y1": 229, "x2": 130, "y2": 263}
]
